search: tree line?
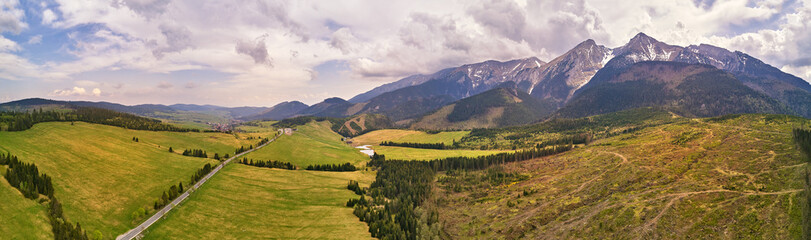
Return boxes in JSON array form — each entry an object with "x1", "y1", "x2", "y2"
[
  {"x1": 238, "y1": 158, "x2": 296, "y2": 170},
  {"x1": 376, "y1": 144, "x2": 572, "y2": 172},
  {"x1": 1, "y1": 152, "x2": 90, "y2": 239},
  {"x1": 0, "y1": 107, "x2": 198, "y2": 132},
  {"x1": 380, "y1": 141, "x2": 446, "y2": 150},
  {"x1": 153, "y1": 182, "x2": 184, "y2": 210},
  {"x1": 234, "y1": 145, "x2": 254, "y2": 155},
  {"x1": 181, "y1": 149, "x2": 208, "y2": 158},
  {"x1": 348, "y1": 154, "x2": 440, "y2": 240},
  {"x1": 2, "y1": 153, "x2": 54, "y2": 198},
  {"x1": 152, "y1": 163, "x2": 214, "y2": 211},
  {"x1": 305, "y1": 163, "x2": 357, "y2": 171}
]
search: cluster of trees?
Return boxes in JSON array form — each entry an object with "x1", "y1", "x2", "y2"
[
  {"x1": 256, "y1": 137, "x2": 270, "y2": 145},
  {"x1": 190, "y1": 163, "x2": 214, "y2": 186},
  {"x1": 347, "y1": 180, "x2": 365, "y2": 195},
  {"x1": 380, "y1": 141, "x2": 446, "y2": 150},
  {"x1": 234, "y1": 145, "x2": 254, "y2": 155},
  {"x1": 182, "y1": 149, "x2": 208, "y2": 158},
  {"x1": 238, "y1": 158, "x2": 296, "y2": 170},
  {"x1": 153, "y1": 182, "x2": 184, "y2": 210},
  {"x1": 131, "y1": 137, "x2": 140, "y2": 142},
  {"x1": 1, "y1": 153, "x2": 54, "y2": 199},
  {"x1": 534, "y1": 133, "x2": 593, "y2": 149},
  {"x1": 305, "y1": 163, "x2": 357, "y2": 171},
  {"x1": 793, "y1": 128, "x2": 811, "y2": 159},
  {"x1": 0, "y1": 107, "x2": 198, "y2": 132},
  {"x1": 349, "y1": 155, "x2": 440, "y2": 239},
  {"x1": 1, "y1": 152, "x2": 89, "y2": 239}
]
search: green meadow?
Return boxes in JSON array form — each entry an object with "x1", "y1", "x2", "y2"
[
  {"x1": 242, "y1": 121, "x2": 368, "y2": 167},
  {"x1": 143, "y1": 164, "x2": 375, "y2": 239},
  {"x1": 351, "y1": 129, "x2": 469, "y2": 146},
  {"x1": 373, "y1": 146, "x2": 512, "y2": 161},
  {"x1": 0, "y1": 122, "x2": 232, "y2": 237}
]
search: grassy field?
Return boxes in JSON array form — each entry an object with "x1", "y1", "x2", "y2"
[
  {"x1": 0, "y1": 173, "x2": 52, "y2": 239},
  {"x1": 0, "y1": 122, "x2": 226, "y2": 238},
  {"x1": 143, "y1": 164, "x2": 375, "y2": 239},
  {"x1": 242, "y1": 121, "x2": 368, "y2": 167},
  {"x1": 434, "y1": 114, "x2": 808, "y2": 239},
  {"x1": 351, "y1": 129, "x2": 469, "y2": 146},
  {"x1": 374, "y1": 146, "x2": 512, "y2": 161}
]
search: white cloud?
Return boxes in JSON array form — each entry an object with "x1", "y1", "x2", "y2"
[
  {"x1": 0, "y1": 0, "x2": 26, "y2": 34},
  {"x1": 42, "y1": 9, "x2": 57, "y2": 25},
  {"x1": 26, "y1": 35, "x2": 42, "y2": 44},
  {"x1": 50, "y1": 86, "x2": 101, "y2": 97}
]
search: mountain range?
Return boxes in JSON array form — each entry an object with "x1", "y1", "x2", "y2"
[{"x1": 3, "y1": 32, "x2": 809, "y2": 129}]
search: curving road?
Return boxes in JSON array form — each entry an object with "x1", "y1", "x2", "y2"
[{"x1": 116, "y1": 131, "x2": 282, "y2": 240}]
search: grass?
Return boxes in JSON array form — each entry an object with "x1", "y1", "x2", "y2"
[
  {"x1": 0, "y1": 122, "x2": 227, "y2": 237},
  {"x1": 351, "y1": 129, "x2": 469, "y2": 146},
  {"x1": 374, "y1": 146, "x2": 513, "y2": 161},
  {"x1": 241, "y1": 121, "x2": 368, "y2": 167},
  {"x1": 143, "y1": 164, "x2": 375, "y2": 239},
  {"x1": 434, "y1": 114, "x2": 808, "y2": 239},
  {"x1": 0, "y1": 174, "x2": 52, "y2": 239}
]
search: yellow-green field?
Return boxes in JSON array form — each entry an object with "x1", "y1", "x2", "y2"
[
  {"x1": 0, "y1": 122, "x2": 231, "y2": 237},
  {"x1": 143, "y1": 164, "x2": 375, "y2": 239},
  {"x1": 351, "y1": 129, "x2": 469, "y2": 146},
  {"x1": 242, "y1": 121, "x2": 368, "y2": 167},
  {"x1": 435, "y1": 114, "x2": 807, "y2": 239},
  {"x1": 0, "y1": 174, "x2": 52, "y2": 240},
  {"x1": 373, "y1": 146, "x2": 512, "y2": 161}
]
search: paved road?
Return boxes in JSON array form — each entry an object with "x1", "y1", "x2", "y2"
[{"x1": 116, "y1": 131, "x2": 282, "y2": 240}]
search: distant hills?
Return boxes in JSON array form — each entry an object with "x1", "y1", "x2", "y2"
[{"x1": 3, "y1": 32, "x2": 809, "y2": 129}]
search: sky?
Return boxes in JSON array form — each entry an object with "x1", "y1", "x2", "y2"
[{"x1": 0, "y1": 0, "x2": 810, "y2": 107}]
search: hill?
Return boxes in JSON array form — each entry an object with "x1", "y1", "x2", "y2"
[
  {"x1": 351, "y1": 129, "x2": 469, "y2": 146},
  {"x1": 410, "y1": 87, "x2": 555, "y2": 130},
  {"x1": 432, "y1": 113, "x2": 807, "y2": 239},
  {"x1": 0, "y1": 122, "x2": 244, "y2": 237},
  {"x1": 241, "y1": 120, "x2": 368, "y2": 168},
  {"x1": 239, "y1": 101, "x2": 308, "y2": 121},
  {"x1": 0, "y1": 175, "x2": 52, "y2": 239},
  {"x1": 558, "y1": 62, "x2": 790, "y2": 118}
]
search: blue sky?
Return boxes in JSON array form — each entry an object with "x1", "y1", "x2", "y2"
[{"x1": 1, "y1": 0, "x2": 810, "y2": 107}]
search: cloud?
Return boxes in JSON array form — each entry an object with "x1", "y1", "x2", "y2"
[
  {"x1": 120, "y1": 0, "x2": 170, "y2": 19},
  {"x1": 27, "y1": 35, "x2": 42, "y2": 44},
  {"x1": 42, "y1": 9, "x2": 57, "y2": 25},
  {"x1": 152, "y1": 23, "x2": 193, "y2": 58},
  {"x1": 50, "y1": 86, "x2": 101, "y2": 97},
  {"x1": 235, "y1": 37, "x2": 272, "y2": 65},
  {"x1": 157, "y1": 81, "x2": 173, "y2": 89},
  {"x1": 0, "y1": 0, "x2": 26, "y2": 34}
]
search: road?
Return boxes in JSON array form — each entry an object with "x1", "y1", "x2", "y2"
[{"x1": 116, "y1": 131, "x2": 282, "y2": 240}]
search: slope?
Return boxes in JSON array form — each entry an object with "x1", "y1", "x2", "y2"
[
  {"x1": 0, "y1": 173, "x2": 52, "y2": 239},
  {"x1": 0, "y1": 122, "x2": 234, "y2": 237},
  {"x1": 435, "y1": 114, "x2": 807, "y2": 239},
  {"x1": 143, "y1": 164, "x2": 375, "y2": 239},
  {"x1": 410, "y1": 87, "x2": 555, "y2": 130}
]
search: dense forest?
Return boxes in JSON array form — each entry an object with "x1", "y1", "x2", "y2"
[
  {"x1": 238, "y1": 158, "x2": 296, "y2": 170},
  {"x1": 1, "y1": 153, "x2": 89, "y2": 239},
  {"x1": 349, "y1": 154, "x2": 440, "y2": 239},
  {"x1": 305, "y1": 163, "x2": 357, "y2": 171},
  {"x1": 792, "y1": 128, "x2": 811, "y2": 239},
  {"x1": 0, "y1": 107, "x2": 197, "y2": 132}
]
